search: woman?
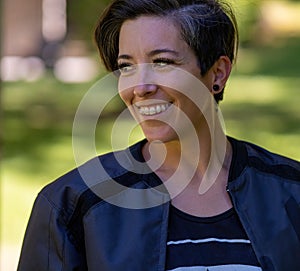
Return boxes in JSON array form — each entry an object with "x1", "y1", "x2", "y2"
[{"x1": 18, "y1": 0, "x2": 300, "y2": 270}]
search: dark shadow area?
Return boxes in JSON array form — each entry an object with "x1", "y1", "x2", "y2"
[
  {"x1": 223, "y1": 102, "x2": 300, "y2": 135},
  {"x1": 236, "y1": 37, "x2": 300, "y2": 77}
]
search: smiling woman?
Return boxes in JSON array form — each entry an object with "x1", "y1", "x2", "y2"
[
  {"x1": 17, "y1": 1, "x2": 300, "y2": 271},
  {"x1": 117, "y1": 16, "x2": 227, "y2": 143}
]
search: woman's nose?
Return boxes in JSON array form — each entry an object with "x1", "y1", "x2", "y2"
[
  {"x1": 119, "y1": 64, "x2": 159, "y2": 97},
  {"x1": 133, "y1": 83, "x2": 158, "y2": 97},
  {"x1": 132, "y1": 64, "x2": 158, "y2": 97}
]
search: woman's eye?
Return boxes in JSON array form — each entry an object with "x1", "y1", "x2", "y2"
[
  {"x1": 152, "y1": 58, "x2": 175, "y2": 69},
  {"x1": 117, "y1": 63, "x2": 135, "y2": 75}
]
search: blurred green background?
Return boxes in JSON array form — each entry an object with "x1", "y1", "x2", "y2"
[{"x1": 1, "y1": 0, "x2": 300, "y2": 270}]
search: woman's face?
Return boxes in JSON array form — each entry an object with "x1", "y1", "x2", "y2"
[{"x1": 118, "y1": 16, "x2": 215, "y2": 142}]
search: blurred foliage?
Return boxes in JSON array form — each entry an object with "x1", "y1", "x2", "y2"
[
  {"x1": 66, "y1": 0, "x2": 300, "y2": 46},
  {"x1": 67, "y1": 0, "x2": 111, "y2": 44},
  {"x1": 233, "y1": 0, "x2": 263, "y2": 45},
  {"x1": 234, "y1": 36, "x2": 300, "y2": 77},
  {"x1": 66, "y1": 0, "x2": 263, "y2": 46},
  {"x1": 3, "y1": 72, "x2": 125, "y2": 179}
]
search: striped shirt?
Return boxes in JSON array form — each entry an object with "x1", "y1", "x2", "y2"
[{"x1": 166, "y1": 206, "x2": 262, "y2": 271}]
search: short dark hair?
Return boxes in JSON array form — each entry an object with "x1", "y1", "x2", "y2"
[{"x1": 95, "y1": 0, "x2": 239, "y2": 103}]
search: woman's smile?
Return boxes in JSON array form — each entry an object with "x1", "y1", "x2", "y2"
[{"x1": 135, "y1": 102, "x2": 172, "y2": 116}]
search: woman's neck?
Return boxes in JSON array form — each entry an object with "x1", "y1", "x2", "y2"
[{"x1": 142, "y1": 126, "x2": 233, "y2": 217}]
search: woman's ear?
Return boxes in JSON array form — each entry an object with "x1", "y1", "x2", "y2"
[{"x1": 211, "y1": 56, "x2": 232, "y2": 94}]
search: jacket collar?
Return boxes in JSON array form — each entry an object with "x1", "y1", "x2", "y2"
[{"x1": 227, "y1": 136, "x2": 249, "y2": 183}]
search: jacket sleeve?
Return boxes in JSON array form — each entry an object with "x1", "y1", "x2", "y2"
[{"x1": 17, "y1": 193, "x2": 86, "y2": 271}]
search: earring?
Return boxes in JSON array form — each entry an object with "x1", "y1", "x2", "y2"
[{"x1": 213, "y1": 84, "x2": 220, "y2": 92}]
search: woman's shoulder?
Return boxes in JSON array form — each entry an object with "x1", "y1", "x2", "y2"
[
  {"x1": 229, "y1": 136, "x2": 300, "y2": 181},
  {"x1": 37, "y1": 139, "x2": 147, "y2": 211}
]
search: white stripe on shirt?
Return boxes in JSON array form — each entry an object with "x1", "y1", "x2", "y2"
[
  {"x1": 167, "y1": 238, "x2": 251, "y2": 246},
  {"x1": 167, "y1": 264, "x2": 262, "y2": 271}
]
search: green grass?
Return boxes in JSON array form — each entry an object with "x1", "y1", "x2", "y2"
[
  {"x1": 222, "y1": 75, "x2": 300, "y2": 160},
  {"x1": 2, "y1": 37, "x2": 300, "y2": 269}
]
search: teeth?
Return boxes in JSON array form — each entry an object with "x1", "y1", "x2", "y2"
[
  {"x1": 149, "y1": 106, "x2": 156, "y2": 115},
  {"x1": 156, "y1": 105, "x2": 161, "y2": 113},
  {"x1": 138, "y1": 103, "x2": 170, "y2": 116}
]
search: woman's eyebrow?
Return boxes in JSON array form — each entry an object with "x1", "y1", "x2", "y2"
[
  {"x1": 117, "y1": 54, "x2": 132, "y2": 61},
  {"x1": 148, "y1": 49, "x2": 180, "y2": 57},
  {"x1": 117, "y1": 49, "x2": 180, "y2": 60}
]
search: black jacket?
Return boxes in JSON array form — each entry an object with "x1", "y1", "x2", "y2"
[{"x1": 17, "y1": 137, "x2": 300, "y2": 271}]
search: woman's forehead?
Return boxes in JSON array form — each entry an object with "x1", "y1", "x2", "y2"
[{"x1": 119, "y1": 16, "x2": 183, "y2": 50}]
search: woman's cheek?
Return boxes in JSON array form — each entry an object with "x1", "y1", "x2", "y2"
[{"x1": 118, "y1": 85, "x2": 133, "y2": 106}]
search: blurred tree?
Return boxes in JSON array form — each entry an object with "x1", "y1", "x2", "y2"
[
  {"x1": 67, "y1": 0, "x2": 264, "y2": 48},
  {"x1": 0, "y1": 0, "x2": 3, "y2": 161},
  {"x1": 234, "y1": 0, "x2": 263, "y2": 46},
  {"x1": 67, "y1": 0, "x2": 110, "y2": 47}
]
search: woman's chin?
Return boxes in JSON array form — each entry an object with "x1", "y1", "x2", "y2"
[{"x1": 142, "y1": 128, "x2": 179, "y2": 143}]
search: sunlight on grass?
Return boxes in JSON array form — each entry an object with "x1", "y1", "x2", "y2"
[
  {"x1": 222, "y1": 76, "x2": 300, "y2": 161},
  {"x1": 226, "y1": 76, "x2": 284, "y2": 103},
  {"x1": 1, "y1": 172, "x2": 42, "y2": 244},
  {"x1": 1, "y1": 171, "x2": 44, "y2": 271}
]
